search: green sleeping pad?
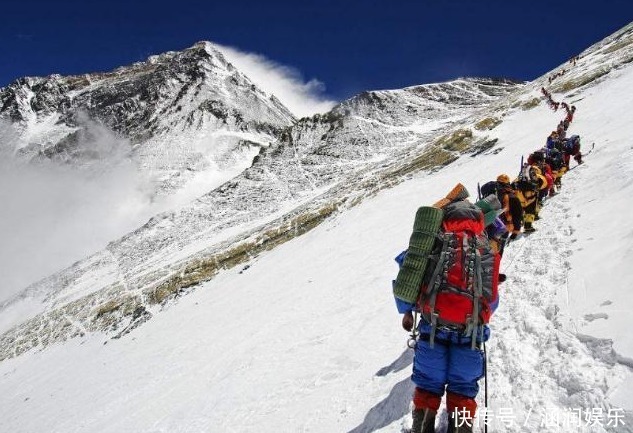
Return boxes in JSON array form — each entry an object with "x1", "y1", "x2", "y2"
[{"x1": 393, "y1": 206, "x2": 444, "y2": 304}]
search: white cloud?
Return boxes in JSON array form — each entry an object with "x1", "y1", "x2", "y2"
[
  {"x1": 215, "y1": 44, "x2": 337, "y2": 118},
  {"x1": 0, "y1": 119, "x2": 156, "y2": 302}
]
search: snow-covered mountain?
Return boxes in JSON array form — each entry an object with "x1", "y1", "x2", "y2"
[
  {"x1": 1, "y1": 21, "x2": 633, "y2": 433},
  {"x1": 0, "y1": 51, "x2": 523, "y2": 348},
  {"x1": 0, "y1": 42, "x2": 523, "y2": 298},
  {"x1": 0, "y1": 42, "x2": 295, "y2": 195}
]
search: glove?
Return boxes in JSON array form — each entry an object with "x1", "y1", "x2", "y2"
[{"x1": 402, "y1": 311, "x2": 414, "y2": 332}]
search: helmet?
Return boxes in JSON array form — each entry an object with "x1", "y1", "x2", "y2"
[{"x1": 497, "y1": 174, "x2": 511, "y2": 184}]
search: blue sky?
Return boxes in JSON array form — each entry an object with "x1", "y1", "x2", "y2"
[{"x1": 2, "y1": 0, "x2": 632, "y2": 101}]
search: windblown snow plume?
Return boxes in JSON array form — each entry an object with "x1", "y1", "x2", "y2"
[{"x1": 216, "y1": 44, "x2": 337, "y2": 117}]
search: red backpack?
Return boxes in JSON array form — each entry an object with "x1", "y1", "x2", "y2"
[{"x1": 417, "y1": 200, "x2": 500, "y2": 348}]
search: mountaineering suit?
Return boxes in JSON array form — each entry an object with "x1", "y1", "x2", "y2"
[
  {"x1": 546, "y1": 148, "x2": 566, "y2": 191},
  {"x1": 539, "y1": 159, "x2": 555, "y2": 199},
  {"x1": 563, "y1": 135, "x2": 583, "y2": 168},
  {"x1": 546, "y1": 131, "x2": 560, "y2": 150},
  {"x1": 562, "y1": 102, "x2": 576, "y2": 124},
  {"x1": 395, "y1": 197, "x2": 500, "y2": 433},
  {"x1": 496, "y1": 175, "x2": 523, "y2": 237},
  {"x1": 516, "y1": 161, "x2": 547, "y2": 232},
  {"x1": 556, "y1": 122, "x2": 567, "y2": 141}
]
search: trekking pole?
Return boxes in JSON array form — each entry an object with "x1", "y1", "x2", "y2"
[
  {"x1": 501, "y1": 235, "x2": 529, "y2": 275},
  {"x1": 483, "y1": 340, "x2": 488, "y2": 433}
]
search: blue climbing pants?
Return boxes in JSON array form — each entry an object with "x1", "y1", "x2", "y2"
[{"x1": 412, "y1": 338, "x2": 484, "y2": 398}]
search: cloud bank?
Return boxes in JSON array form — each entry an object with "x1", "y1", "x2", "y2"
[
  {"x1": 0, "y1": 120, "x2": 156, "y2": 302},
  {"x1": 216, "y1": 44, "x2": 337, "y2": 118}
]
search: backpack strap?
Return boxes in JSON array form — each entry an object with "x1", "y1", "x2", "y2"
[
  {"x1": 470, "y1": 241, "x2": 484, "y2": 349},
  {"x1": 461, "y1": 234, "x2": 469, "y2": 283},
  {"x1": 423, "y1": 232, "x2": 487, "y2": 350},
  {"x1": 425, "y1": 233, "x2": 452, "y2": 348}
]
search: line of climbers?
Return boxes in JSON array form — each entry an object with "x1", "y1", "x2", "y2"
[
  {"x1": 547, "y1": 53, "x2": 580, "y2": 84},
  {"x1": 482, "y1": 94, "x2": 582, "y2": 242},
  {"x1": 541, "y1": 87, "x2": 561, "y2": 110},
  {"x1": 391, "y1": 92, "x2": 584, "y2": 433},
  {"x1": 547, "y1": 68, "x2": 569, "y2": 84}
]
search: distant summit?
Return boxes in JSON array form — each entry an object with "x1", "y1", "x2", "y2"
[{"x1": 0, "y1": 42, "x2": 296, "y2": 195}]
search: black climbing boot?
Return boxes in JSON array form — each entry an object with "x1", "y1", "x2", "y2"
[{"x1": 411, "y1": 408, "x2": 436, "y2": 433}]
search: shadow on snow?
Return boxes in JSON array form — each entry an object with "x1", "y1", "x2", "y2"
[{"x1": 348, "y1": 349, "x2": 414, "y2": 433}]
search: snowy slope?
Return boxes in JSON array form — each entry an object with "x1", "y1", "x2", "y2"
[
  {"x1": 0, "y1": 78, "x2": 521, "y2": 341},
  {"x1": 1, "y1": 23, "x2": 633, "y2": 433}
]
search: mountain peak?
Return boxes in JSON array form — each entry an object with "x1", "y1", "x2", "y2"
[
  {"x1": 139, "y1": 41, "x2": 234, "y2": 72},
  {"x1": 0, "y1": 41, "x2": 296, "y2": 196}
]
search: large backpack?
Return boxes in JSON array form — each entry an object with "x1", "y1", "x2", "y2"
[
  {"x1": 527, "y1": 150, "x2": 545, "y2": 166},
  {"x1": 570, "y1": 135, "x2": 581, "y2": 153},
  {"x1": 516, "y1": 165, "x2": 537, "y2": 191},
  {"x1": 418, "y1": 200, "x2": 500, "y2": 348},
  {"x1": 563, "y1": 136, "x2": 579, "y2": 154},
  {"x1": 479, "y1": 181, "x2": 498, "y2": 199},
  {"x1": 393, "y1": 184, "x2": 470, "y2": 305},
  {"x1": 547, "y1": 149, "x2": 565, "y2": 170}
]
